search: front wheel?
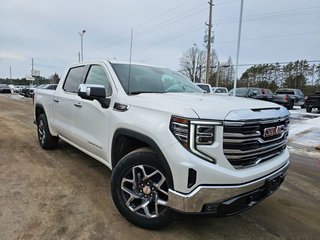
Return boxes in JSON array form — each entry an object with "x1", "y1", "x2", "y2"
[{"x1": 111, "y1": 148, "x2": 175, "y2": 229}]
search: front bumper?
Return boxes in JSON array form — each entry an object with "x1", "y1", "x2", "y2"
[{"x1": 168, "y1": 161, "x2": 289, "y2": 215}]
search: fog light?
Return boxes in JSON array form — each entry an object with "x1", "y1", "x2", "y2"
[{"x1": 202, "y1": 203, "x2": 219, "y2": 213}]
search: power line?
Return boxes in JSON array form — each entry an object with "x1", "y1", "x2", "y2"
[
  {"x1": 215, "y1": 5, "x2": 320, "y2": 26},
  {"x1": 87, "y1": 0, "x2": 202, "y2": 51},
  {"x1": 214, "y1": 30, "x2": 320, "y2": 45}
]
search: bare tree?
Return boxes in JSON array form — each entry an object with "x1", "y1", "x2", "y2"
[
  {"x1": 179, "y1": 45, "x2": 207, "y2": 83},
  {"x1": 49, "y1": 73, "x2": 60, "y2": 84}
]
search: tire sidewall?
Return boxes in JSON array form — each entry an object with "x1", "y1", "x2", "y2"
[
  {"x1": 111, "y1": 149, "x2": 175, "y2": 229},
  {"x1": 37, "y1": 114, "x2": 58, "y2": 149}
]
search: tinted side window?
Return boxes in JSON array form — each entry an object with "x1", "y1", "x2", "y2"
[
  {"x1": 85, "y1": 65, "x2": 112, "y2": 96},
  {"x1": 63, "y1": 66, "x2": 86, "y2": 93}
]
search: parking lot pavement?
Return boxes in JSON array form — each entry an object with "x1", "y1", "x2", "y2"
[{"x1": 1, "y1": 95, "x2": 320, "y2": 239}]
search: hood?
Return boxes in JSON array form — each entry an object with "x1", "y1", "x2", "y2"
[{"x1": 129, "y1": 92, "x2": 286, "y2": 120}]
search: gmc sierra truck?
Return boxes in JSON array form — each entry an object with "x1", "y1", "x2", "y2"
[
  {"x1": 273, "y1": 88, "x2": 305, "y2": 109},
  {"x1": 34, "y1": 60, "x2": 290, "y2": 229}
]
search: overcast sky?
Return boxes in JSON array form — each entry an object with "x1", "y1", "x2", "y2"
[{"x1": 0, "y1": 0, "x2": 319, "y2": 79}]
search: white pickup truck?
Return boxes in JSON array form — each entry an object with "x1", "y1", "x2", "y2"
[{"x1": 34, "y1": 60, "x2": 290, "y2": 229}]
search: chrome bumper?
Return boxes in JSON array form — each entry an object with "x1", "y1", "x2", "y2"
[{"x1": 168, "y1": 161, "x2": 289, "y2": 213}]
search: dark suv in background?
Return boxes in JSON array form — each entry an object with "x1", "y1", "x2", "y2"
[{"x1": 229, "y1": 87, "x2": 273, "y2": 101}]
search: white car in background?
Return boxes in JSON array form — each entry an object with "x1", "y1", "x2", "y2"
[{"x1": 212, "y1": 87, "x2": 229, "y2": 95}]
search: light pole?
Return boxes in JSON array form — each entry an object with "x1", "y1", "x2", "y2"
[
  {"x1": 233, "y1": 0, "x2": 244, "y2": 96},
  {"x1": 78, "y1": 30, "x2": 86, "y2": 62},
  {"x1": 193, "y1": 43, "x2": 197, "y2": 82}
]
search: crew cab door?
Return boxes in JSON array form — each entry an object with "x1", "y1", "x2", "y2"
[
  {"x1": 74, "y1": 64, "x2": 113, "y2": 161},
  {"x1": 52, "y1": 65, "x2": 87, "y2": 146}
]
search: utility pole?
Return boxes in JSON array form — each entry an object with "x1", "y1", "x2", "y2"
[
  {"x1": 78, "y1": 52, "x2": 81, "y2": 62},
  {"x1": 9, "y1": 66, "x2": 12, "y2": 84},
  {"x1": 233, "y1": 0, "x2": 244, "y2": 96},
  {"x1": 205, "y1": 0, "x2": 213, "y2": 84},
  {"x1": 215, "y1": 61, "x2": 220, "y2": 87},
  {"x1": 31, "y1": 58, "x2": 34, "y2": 75},
  {"x1": 31, "y1": 58, "x2": 35, "y2": 85}
]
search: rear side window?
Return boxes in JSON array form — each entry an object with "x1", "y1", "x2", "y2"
[
  {"x1": 276, "y1": 90, "x2": 294, "y2": 95},
  {"x1": 63, "y1": 66, "x2": 86, "y2": 93}
]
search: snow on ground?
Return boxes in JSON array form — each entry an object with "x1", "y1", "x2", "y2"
[{"x1": 288, "y1": 107, "x2": 320, "y2": 159}]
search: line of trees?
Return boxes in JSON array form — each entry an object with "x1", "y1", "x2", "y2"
[
  {"x1": 0, "y1": 73, "x2": 60, "y2": 85},
  {"x1": 239, "y1": 60, "x2": 320, "y2": 95},
  {"x1": 179, "y1": 45, "x2": 320, "y2": 95}
]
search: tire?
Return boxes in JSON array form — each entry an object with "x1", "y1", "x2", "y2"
[
  {"x1": 111, "y1": 148, "x2": 176, "y2": 229},
  {"x1": 306, "y1": 106, "x2": 312, "y2": 113},
  {"x1": 301, "y1": 103, "x2": 306, "y2": 109},
  {"x1": 287, "y1": 100, "x2": 294, "y2": 110},
  {"x1": 37, "y1": 114, "x2": 59, "y2": 149}
]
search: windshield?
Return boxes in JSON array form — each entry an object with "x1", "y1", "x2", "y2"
[{"x1": 111, "y1": 63, "x2": 203, "y2": 94}]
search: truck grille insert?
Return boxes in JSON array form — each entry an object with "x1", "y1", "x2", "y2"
[{"x1": 223, "y1": 117, "x2": 289, "y2": 169}]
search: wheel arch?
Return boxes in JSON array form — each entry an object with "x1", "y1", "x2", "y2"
[
  {"x1": 35, "y1": 103, "x2": 46, "y2": 124},
  {"x1": 111, "y1": 128, "x2": 174, "y2": 189}
]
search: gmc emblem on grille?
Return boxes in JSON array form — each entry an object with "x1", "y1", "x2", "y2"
[{"x1": 263, "y1": 125, "x2": 285, "y2": 138}]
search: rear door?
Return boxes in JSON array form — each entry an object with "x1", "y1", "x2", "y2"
[{"x1": 52, "y1": 65, "x2": 87, "y2": 146}]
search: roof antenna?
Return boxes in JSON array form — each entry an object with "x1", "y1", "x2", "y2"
[{"x1": 128, "y1": 28, "x2": 133, "y2": 95}]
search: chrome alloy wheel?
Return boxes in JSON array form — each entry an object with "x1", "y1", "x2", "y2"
[
  {"x1": 38, "y1": 119, "x2": 46, "y2": 145},
  {"x1": 121, "y1": 165, "x2": 169, "y2": 218}
]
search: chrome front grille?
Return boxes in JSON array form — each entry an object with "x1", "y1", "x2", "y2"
[{"x1": 223, "y1": 117, "x2": 289, "y2": 169}]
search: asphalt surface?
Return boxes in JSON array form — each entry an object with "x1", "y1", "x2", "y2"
[{"x1": 0, "y1": 94, "x2": 319, "y2": 239}]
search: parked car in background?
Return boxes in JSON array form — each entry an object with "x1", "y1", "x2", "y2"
[
  {"x1": 196, "y1": 83, "x2": 212, "y2": 93},
  {"x1": 20, "y1": 86, "x2": 35, "y2": 97},
  {"x1": 229, "y1": 87, "x2": 264, "y2": 100},
  {"x1": 212, "y1": 87, "x2": 228, "y2": 95},
  {"x1": 305, "y1": 91, "x2": 320, "y2": 113},
  {"x1": 14, "y1": 85, "x2": 26, "y2": 93},
  {"x1": 0, "y1": 84, "x2": 11, "y2": 93},
  {"x1": 273, "y1": 88, "x2": 305, "y2": 110},
  {"x1": 260, "y1": 88, "x2": 274, "y2": 101}
]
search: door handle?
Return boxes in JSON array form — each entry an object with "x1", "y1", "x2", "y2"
[
  {"x1": 53, "y1": 98, "x2": 59, "y2": 103},
  {"x1": 74, "y1": 103, "x2": 82, "y2": 108}
]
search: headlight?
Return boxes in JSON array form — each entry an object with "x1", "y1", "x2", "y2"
[
  {"x1": 170, "y1": 116, "x2": 190, "y2": 149},
  {"x1": 196, "y1": 125, "x2": 214, "y2": 145},
  {"x1": 170, "y1": 116, "x2": 221, "y2": 162}
]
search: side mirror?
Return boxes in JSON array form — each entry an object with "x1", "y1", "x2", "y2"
[
  {"x1": 78, "y1": 84, "x2": 106, "y2": 100},
  {"x1": 78, "y1": 84, "x2": 110, "y2": 108}
]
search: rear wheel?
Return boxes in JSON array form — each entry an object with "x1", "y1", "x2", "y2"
[
  {"x1": 37, "y1": 114, "x2": 59, "y2": 149},
  {"x1": 287, "y1": 100, "x2": 294, "y2": 110},
  {"x1": 111, "y1": 148, "x2": 175, "y2": 229},
  {"x1": 306, "y1": 106, "x2": 312, "y2": 113}
]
